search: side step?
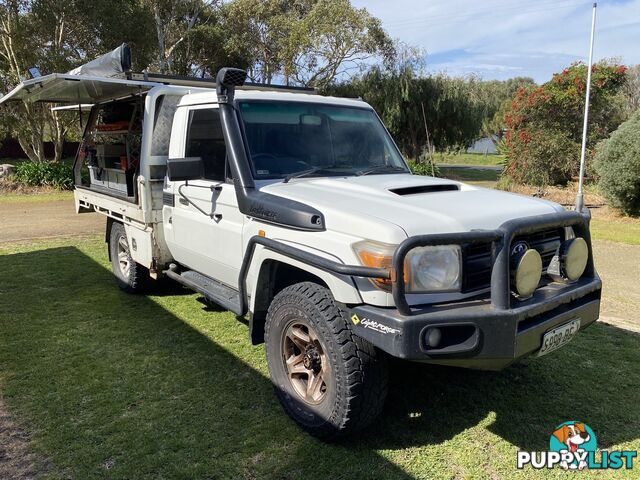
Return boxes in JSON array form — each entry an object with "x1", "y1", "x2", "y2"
[{"x1": 166, "y1": 267, "x2": 243, "y2": 315}]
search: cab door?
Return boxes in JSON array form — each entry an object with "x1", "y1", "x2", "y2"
[{"x1": 163, "y1": 105, "x2": 244, "y2": 288}]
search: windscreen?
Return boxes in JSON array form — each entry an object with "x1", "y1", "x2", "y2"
[{"x1": 238, "y1": 101, "x2": 408, "y2": 179}]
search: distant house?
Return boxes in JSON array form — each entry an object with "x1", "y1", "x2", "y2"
[{"x1": 467, "y1": 135, "x2": 499, "y2": 154}]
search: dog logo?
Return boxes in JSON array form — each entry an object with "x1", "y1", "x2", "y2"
[{"x1": 550, "y1": 421, "x2": 596, "y2": 470}]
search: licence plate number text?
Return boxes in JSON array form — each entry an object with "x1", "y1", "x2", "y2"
[{"x1": 537, "y1": 319, "x2": 581, "y2": 357}]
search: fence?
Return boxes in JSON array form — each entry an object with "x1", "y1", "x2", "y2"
[{"x1": 0, "y1": 139, "x2": 80, "y2": 160}]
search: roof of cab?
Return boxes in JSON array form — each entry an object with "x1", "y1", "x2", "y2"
[{"x1": 178, "y1": 89, "x2": 370, "y2": 109}]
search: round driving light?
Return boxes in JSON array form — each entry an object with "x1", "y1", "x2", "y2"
[
  {"x1": 563, "y1": 237, "x2": 588, "y2": 281},
  {"x1": 513, "y1": 249, "x2": 542, "y2": 299}
]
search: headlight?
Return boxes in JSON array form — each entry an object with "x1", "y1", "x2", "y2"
[
  {"x1": 405, "y1": 245, "x2": 462, "y2": 293},
  {"x1": 353, "y1": 240, "x2": 395, "y2": 291}
]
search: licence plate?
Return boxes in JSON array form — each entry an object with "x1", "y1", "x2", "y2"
[{"x1": 537, "y1": 319, "x2": 581, "y2": 357}]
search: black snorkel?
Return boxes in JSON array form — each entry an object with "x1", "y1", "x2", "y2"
[{"x1": 215, "y1": 68, "x2": 325, "y2": 231}]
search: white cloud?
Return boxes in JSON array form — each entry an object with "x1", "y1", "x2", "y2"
[{"x1": 353, "y1": 0, "x2": 640, "y2": 81}]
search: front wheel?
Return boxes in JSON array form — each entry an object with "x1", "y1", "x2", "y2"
[{"x1": 264, "y1": 282, "x2": 388, "y2": 439}]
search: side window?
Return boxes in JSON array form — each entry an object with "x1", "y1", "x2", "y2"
[{"x1": 185, "y1": 108, "x2": 227, "y2": 181}]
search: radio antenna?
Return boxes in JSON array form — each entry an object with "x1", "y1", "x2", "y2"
[{"x1": 576, "y1": 2, "x2": 597, "y2": 213}]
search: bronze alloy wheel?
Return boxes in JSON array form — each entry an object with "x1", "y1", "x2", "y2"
[
  {"x1": 281, "y1": 321, "x2": 330, "y2": 405},
  {"x1": 265, "y1": 282, "x2": 389, "y2": 438}
]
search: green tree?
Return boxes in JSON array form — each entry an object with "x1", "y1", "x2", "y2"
[
  {"x1": 594, "y1": 110, "x2": 640, "y2": 216},
  {"x1": 0, "y1": 0, "x2": 47, "y2": 162},
  {"x1": 144, "y1": 0, "x2": 218, "y2": 75},
  {"x1": 479, "y1": 77, "x2": 536, "y2": 138},
  {"x1": 223, "y1": 0, "x2": 393, "y2": 88},
  {"x1": 223, "y1": 0, "x2": 304, "y2": 84},
  {"x1": 0, "y1": 0, "x2": 156, "y2": 161},
  {"x1": 503, "y1": 61, "x2": 627, "y2": 186},
  {"x1": 281, "y1": 0, "x2": 394, "y2": 88}
]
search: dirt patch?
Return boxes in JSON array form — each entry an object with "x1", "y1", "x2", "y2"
[
  {"x1": 0, "y1": 198, "x2": 104, "y2": 243},
  {"x1": 500, "y1": 183, "x2": 606, "y2": 207},
  {"x1": 0, "y1": 398, "x2": 50, "y2": 479},
  {"x1": 593, "y1": 240, "x2": 640, "y2": 333}
]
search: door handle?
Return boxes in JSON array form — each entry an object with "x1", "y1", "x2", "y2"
[{"x1": 178, "y1": 197, "x2": 189, "y2": 206}]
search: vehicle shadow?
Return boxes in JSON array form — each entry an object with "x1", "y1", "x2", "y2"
[
  {"x1": 360, "y1": 322, "x2": 640, "y2": 453},
  {"x1": 1, "y1": 246, "x2": 638, "y2": 479},
  {"x1": 0, "y1": 246, "x2": 413, "y2": 479}
]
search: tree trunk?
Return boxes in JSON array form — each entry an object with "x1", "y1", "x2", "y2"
[
  {"x1": 408, "y1": 125, "x2": 419, "y2": 160},
  {"x1": 17, "y1": 134, "x2": 44, "y2": 163},
  {"x1": 48, "y1": 109, "x2": 66, "y2": 162},
  {"x1": 153, "y1": 4, "x2": 166, "y2": 73}
]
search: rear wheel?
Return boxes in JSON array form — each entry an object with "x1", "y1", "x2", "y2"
[
  {"x1": 108, "y1": 222, "x2": 149, "y2": 293},
  {"x1": 265, "y1": 282, "x2": 388, "y2": 439}
]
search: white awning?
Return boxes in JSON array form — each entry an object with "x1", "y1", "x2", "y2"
[{"x1": 0, "y1": 74, "x2": 160, "y2": 105}]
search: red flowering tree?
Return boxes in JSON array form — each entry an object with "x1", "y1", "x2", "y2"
[{"x1": 503, "y1": 62, "x2": 627, "y2": 185}]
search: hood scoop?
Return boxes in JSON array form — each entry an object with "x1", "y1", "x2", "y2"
[{"x1": 389, "y1": 184, "x2": 459, "y2": 196}]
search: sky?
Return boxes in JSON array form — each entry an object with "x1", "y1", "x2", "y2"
[{"x1": 352, "y1": 0, "x2": 640, "y2": 83}]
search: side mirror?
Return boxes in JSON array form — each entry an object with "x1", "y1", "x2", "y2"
[{"x1": 167, "y1": 157, "x2": 204, "y2": 182}]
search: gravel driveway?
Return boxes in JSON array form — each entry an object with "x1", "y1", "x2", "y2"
[
  {"x1": 0, "y1": 197, "x2": 103, "y2": 243},
  {"x1": 593, "y1": 240, "x2": 640, "y2": 333}
]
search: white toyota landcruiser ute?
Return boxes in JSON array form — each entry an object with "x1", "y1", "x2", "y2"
[{"x1": 1, "y1": 48, "x2": 601, "y2": 439}]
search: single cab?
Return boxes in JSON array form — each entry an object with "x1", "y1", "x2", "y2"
[{"x1": 1, "y1": 50, "x2": 602, "y2": 439}]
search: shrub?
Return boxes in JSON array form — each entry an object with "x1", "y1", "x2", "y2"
[
  {"x1": 13, "y1": 161, "x2": 74, "y2": 190},
  {"x1": 504, "y1": 128, "x2": 578, "y2": 185},
  {"x1": 408, "y1": 159, "x2": 440, "y2": 177},
  {"x1": 503, "y1": 62, "x2": 627, "y2": 186},
  {"x1": 594, "y1": 111, "x2": 640, "y2": 216}
]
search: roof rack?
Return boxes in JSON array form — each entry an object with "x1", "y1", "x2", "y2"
[
  {"x1": 129, "y1": 72, "x2": 316, "y2": 94},
  {"x1": 0, "y1": 71, "x2": 317, "y2": 106}
]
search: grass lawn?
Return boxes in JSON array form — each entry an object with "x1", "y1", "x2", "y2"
[
  {"x1": 1, "y1": 236, "x2": 639, "y2": 479},
  {"x1": 590, "y1": 216, "x2": 640, "y2": 245},
  {"x1": 434, "y1": 153, "x2": 505, "y2": 166}
]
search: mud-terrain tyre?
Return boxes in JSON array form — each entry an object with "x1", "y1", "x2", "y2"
[
  {"x1": 264, "y1": 282, "x2": 388, "y2": 439},
  {"x1": 109, "y1": 222, "x2": 149, "y2": 293}
]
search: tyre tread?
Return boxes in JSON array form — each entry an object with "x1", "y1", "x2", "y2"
[
  {"x1": 109, "y1": 223, "x2": 150, "y2": 294},
  {"x1": 265, "y1": 281, "x2": 388, "y2": 439}
]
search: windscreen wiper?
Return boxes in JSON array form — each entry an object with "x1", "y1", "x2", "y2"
[
  {"x1": 356, "y1": 165, "x2": 407, "y2": 176},
  {"x1": 283, "y1": 166, "x2": 344, "y2": 183}
]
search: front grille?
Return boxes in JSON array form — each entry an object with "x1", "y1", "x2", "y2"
[{"x1": 461, "y1": 227, "x2": 564, "y2": 293}]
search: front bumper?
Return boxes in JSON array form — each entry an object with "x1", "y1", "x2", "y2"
[
  {"x1": 347, "y1": 276, "x2": 601, "y2": 370},
  {"x1": 346, "y1": 210, "x2": 602, "y2": 370}
]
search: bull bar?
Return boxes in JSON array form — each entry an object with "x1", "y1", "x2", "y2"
[{"x1": 391, "y1": 210, "x2": 596, "y2": 316}]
